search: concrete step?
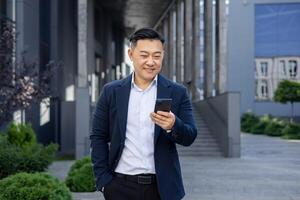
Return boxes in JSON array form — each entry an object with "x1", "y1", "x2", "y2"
[
  {"x1": 196, "y1": 128, "x2": 211, "y2": 132},
  {"x1": 177, "y1": 107, "x2": 223, "y2": 157},
  {"x1": 193, "y1": 138, "x2": 217, "y2": 142},
  {"x1": 195, "y1": 139, "x2": 218, "y2": 144},
  {"x1": 196, "y1": 134, "x2": 216, "y2": 138},
  {"x1": 196, "y1": 133, "x2": 213, "y2": 137},
  {"x1": 178, "y1": 145, "x2": 221, "y2": 151},
  {"x1": 194, "y1": 133, "x2": 217, "y2": 138},
  {"x1": 190, "y1": 143, "x2": 220, "y2": 147},
  {"x1": 196, "y1": 132, "x2": 212, "y2": 135},
  {"x1": 178, "y1": 151, "x2": 223, "y2": 157}
]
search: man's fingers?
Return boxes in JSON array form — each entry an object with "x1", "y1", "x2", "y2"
[
  {"x1": 151, "y1": 114, "x2": 164, "y2": 122},
  {"x1": 151, "y1": 112, "x2": 172, "y2": 121},
  {"x1": 154, "y1": 120, "x2": 168, "y2": 128},
  {"x1": 157, "y1": 111, "x2": 172, "y2": 118},
  {"x1": 150, "y1": 112, "x2": 174, "y2": 130},
  {"x1": 150, "y1": 114, "x2": 167, "y2": 124}
]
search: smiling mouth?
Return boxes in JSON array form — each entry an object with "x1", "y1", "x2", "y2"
[{"x1": 145, "y1": 69, "x2": 155, "y2": 73}]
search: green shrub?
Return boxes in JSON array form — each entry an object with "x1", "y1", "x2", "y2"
[
  {"x1": 68, "y1": 156, "x2": 91, "y2": 173},
  {"x1": 241, "y1": 111, "x2": 300, "y2": 140},
  {"x1": 0, "y1": 172, "x2": 71, "y2": 200},
  {"x1": 281, "y1": 123, "x2": 300, "y2": 139},
  {"x1": 250, "y1": 115, "x2": 272, "y2": 134},
  {"x1": 264, "y1": 118, "x2": 287, "y2": 137},
  {"x1": 65, "y1": 156, "x2": 95, "y2": 192},
  {"x1": 17, "y1": 143, "x2": 58, "y2": 173},
  {"x1": 241, "y1": 112, "x2": 260, "y2": 132},
  {"x1": 0, "y1": 136, "x2": 58, "y2": 180},
  {"x1": 4, "y1": 122, "x2": 36, "y2": 148},
  {"x1": 0, "y1": 135, "x2": 19, "y2": 179}
]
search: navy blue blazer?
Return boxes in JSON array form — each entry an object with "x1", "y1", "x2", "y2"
[{"x1": 90, "y1": 74, "x2": 197, "y2": 200}]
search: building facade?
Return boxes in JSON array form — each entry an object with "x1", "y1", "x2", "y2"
[
  {"x1": 227, "y1": 0, "x2": 300, "y2": 116},
  {"x1": 1, "y1": 0, "x2": 299, "y2": 158}
]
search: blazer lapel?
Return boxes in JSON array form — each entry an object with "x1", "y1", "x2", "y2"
[
  {"x1": 154, "y1": 74, "x2": 173, "y2": 146},
  {"x1": 116, "y1": 75, "x2": 132, "y2": 142}
]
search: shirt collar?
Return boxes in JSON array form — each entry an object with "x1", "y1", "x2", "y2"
[{"x1": 131, "y1": 72, "x2": 158, "y2": 90}]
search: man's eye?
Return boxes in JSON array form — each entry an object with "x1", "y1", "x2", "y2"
[
  {"x1": 154, "y1": 56, "x2": 161, "y2": 59},
  {"x1": 141, "y1": 55, "x2": 147, "y2": 58}
]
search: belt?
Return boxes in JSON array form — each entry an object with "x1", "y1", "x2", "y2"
[{"x1": 114, "y1": 172, "x2": 157, "y2": 185}]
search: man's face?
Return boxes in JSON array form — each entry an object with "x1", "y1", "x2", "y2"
[{"x1": 128, "y1": 39, "x2": 164, "y2": 83}]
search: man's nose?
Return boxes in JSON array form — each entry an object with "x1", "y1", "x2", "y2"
[{"x1": 146, "y1": 57, "x2": 155, "y2": 66}]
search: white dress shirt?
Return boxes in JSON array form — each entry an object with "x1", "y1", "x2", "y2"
[{"x1": 114, "y1": 73, "x2": 157, "y2": 175}]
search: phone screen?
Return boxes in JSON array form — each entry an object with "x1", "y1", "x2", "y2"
[{"x1": 154, "y1": 98, "x2": 172, "y2": 113}]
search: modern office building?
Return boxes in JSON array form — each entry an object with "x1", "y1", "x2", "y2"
[{"x1": 1, "y1": 0, "x2": 299, "y2": 158}]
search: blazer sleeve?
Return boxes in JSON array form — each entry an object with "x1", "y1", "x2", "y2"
[
  {"x1": 166, "y1": 86, "x2": 197, "y2": 146},
  {"x1": 90, "y1": 85, "x2": 113, "y2": 191}
]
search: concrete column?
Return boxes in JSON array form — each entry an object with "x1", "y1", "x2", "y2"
[
  {"x1": 204, "y1": 0, "x2": 214, "y2": 98},
  {"x1": 168, "y1": 8, "x2": 176, "y2": 81},
  {"x1": 104, "y1": 15, "x2": 113, "y2": 82},
  {"x1": 50, "y1": 0, "x2": 59, "y2": 97},
  {"x1": 15, "y1": 0, "x2": 40, "y2": 65},
  {"x1": 50, "y1": 0, "x2": 61, "y2": 150},
  {"x1": 162, "y1": 18, "x2": 169, "y2": 77},
  {"x1": 184, "y1": 0, "x2": 193, "y2": 93},
  {"x1": 78, "y1": 0, "x2": 88, "y2": 88},
  {"x1": 176, "y1": 0, "x2": 183, "y2": 83},
  {"x1": 215, "y1": 0, "x2": 228, "y2": 94},
  {"x1": 192, "y1": 0, "x2": 201, "y2": 100},
  {"x1": 76, "y1": 0, "x2": 93, "y2": 159},
  {"x1": 15, "y1": 0, "x2": 40, "y2": 128}
]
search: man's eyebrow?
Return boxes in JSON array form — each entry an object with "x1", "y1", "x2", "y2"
[
  {"x1": 139, "y1": 50, "x2": 162, "y2": 54},
  {"x1": 139, "y1": 51, "x2": 149, "y2": 54}
]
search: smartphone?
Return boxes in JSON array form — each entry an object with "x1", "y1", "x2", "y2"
[{"x1": 154, "y1": 98, "x2": 172, "y2": 113}]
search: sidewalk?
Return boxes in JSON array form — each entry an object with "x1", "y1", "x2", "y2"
[{"x1": 48, "y1": 133, "x2": 300, "y2": 200}]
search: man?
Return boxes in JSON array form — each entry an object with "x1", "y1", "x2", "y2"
[{"x1": 90, "y1": 28, "x2": 197, "y2": 200}]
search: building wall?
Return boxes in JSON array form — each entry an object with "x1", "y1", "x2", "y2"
[
  {"x1": 54, "y1": 0, "x2": 78, "y2": 154},
  {"x1": 227, "y1": 0, "x2": 300, "y2": 116},
  {"x1": 2, "y1": 0, "x2": 125, "y2": 155}
]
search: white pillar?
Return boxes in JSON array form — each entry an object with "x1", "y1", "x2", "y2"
[
  {"x1": 216, "y1": 0, "x2": 228, "y2": 94},
  {"x1": 176, "y1": 0, "x2": 184, "y2": 83},
  {"x1": 168, "y1": 8, "x2": 176, "y2": 80},
  {"x1": 76, "y1": 0, "x2": 93, "y2": 159},
  {"x1": 192, "y1": 0, "x2": 201, "y2": 100},
  {"x1": 204, "y1": 0, "x2": 214, "y2": 98},
  {"x1": 184, "y1": 0, "x2": 193, "y2": 90},
  {"x1": 162, "y1": 18, "x2": 169, "y2": 77}
]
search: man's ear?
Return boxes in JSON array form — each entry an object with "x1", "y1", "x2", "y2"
[{"x1": 128, "y1": 48, "x2": 133, "y2": 61}]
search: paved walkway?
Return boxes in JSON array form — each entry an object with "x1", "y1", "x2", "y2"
[{"x1": 48, "y1": 133, "x2": 300, "y2": 200}]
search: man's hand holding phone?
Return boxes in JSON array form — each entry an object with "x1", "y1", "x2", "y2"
[
  {"x1": 150, "y1": 98, "x2": 175, "y2": 131},
  {"x1": 150, "y1": 111, "x2": 175, "y2": 131}
]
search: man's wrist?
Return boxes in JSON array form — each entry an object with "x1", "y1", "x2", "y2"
[
  {"x1": 166, "y1": 115, "x2": 175, "y2": 133},
  {"x1": 166, "y1": 126, "x2": 174, "y2": 133}
]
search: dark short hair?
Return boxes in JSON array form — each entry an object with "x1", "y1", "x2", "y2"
[{"x1": 129, "y1": 27, "x2": 165, "y2": 48}]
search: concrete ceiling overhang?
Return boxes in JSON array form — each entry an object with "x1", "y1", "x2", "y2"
[{"x1": 100, "y1": 0, "x2": 173, "y2": 36}]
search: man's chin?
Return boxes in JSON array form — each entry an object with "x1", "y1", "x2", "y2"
[{"x1": 142, "y1": 74, "x2": 156, "y2": 82}]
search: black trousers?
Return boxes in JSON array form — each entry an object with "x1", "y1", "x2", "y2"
[{"x1": 103, "y1": 176, "x2": 161, "y2": 200}]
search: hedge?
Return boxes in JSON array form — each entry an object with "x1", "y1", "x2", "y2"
[
  {"x1": 0, "y1": 128, "x2": 57, "y2": 180},
  {"x1": 65, "y1": 156, "x2": 95, "y2": 192},
  {"x1": 0, "y1": 172, "x2": 71, "y2": 200}
]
